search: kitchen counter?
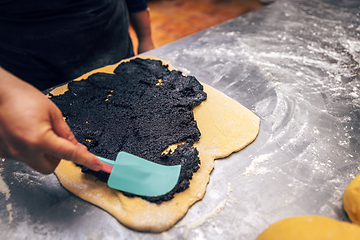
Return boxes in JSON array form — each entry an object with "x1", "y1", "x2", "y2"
[{"x1": 1, "y1": 0, "x2": 360, "y2": 239}]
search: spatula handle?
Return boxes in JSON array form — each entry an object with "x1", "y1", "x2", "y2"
[
  {"x1": 97, "y1": 156, "x2": 114, "y2": 174},
  {"x1": 100, "y1": 162, "x2": 113, "y2": 174}
]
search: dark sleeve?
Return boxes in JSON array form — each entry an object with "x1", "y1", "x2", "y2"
[{"x1": 125, "y1": 0, "x2": 148, "y2": 12}]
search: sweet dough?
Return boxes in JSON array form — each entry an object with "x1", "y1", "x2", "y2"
[
  {"x1": 256, "y1": 216, "x2": 360, "y2": 240},
  {"x1": 53, "y1": 57, "x2": 260, "y2": 232},
  {"x1": 343, "y1": 174, "x2": 360, "y2": 225}
]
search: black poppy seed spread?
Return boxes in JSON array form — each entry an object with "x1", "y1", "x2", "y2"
[{"x1": 50, "y1": 58, "x2": 207, "y2": 203}]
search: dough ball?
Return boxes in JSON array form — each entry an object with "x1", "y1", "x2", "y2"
[
  {"x1": 256, "y1": 216, "x2": 360, "y2": 240},
  {"x1": 344, "y1": 174, "x2": 360, "y2": 225}
]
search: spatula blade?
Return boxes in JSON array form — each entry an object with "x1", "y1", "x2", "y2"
[{"x1": 107, "y1": 152, "x2": 181, "y2": 197}]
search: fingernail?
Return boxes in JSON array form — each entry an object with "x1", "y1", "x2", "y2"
[
  {"x1": 91, "y1": 162, "x2": 102, "y2": 171},
  {"x1": 90, "y1": 156, "x2": 102, "y2": 171}
]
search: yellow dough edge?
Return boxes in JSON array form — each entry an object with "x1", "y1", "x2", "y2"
[
  {"x1": 343, "y1": 174, "x2": 360, "y2": 225},
  {"x1": 53, "y1": 56, "x2": 260, "y2": 232},
  {"x1": 256, "y1": 216, "x2": 360, "y2": 240}
]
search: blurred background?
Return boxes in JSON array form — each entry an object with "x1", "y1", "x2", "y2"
[{"x1": 130, "y1": 0, "x2": 268, "y2": 53}]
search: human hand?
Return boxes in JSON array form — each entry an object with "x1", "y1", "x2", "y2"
[{"x1": 0, "y1": 68, "x2": 103, "y2": 174}]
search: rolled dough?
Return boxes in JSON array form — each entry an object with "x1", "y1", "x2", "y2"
[
  {"x1": 343, "y1": 174, "x2": 360, "y2": 225},
  {"x1": 53, "y1": 57, "x2": 260, "y2": 232},
  {"x1": 256, "y1": 216, "x2": 360, "y2": 240}
]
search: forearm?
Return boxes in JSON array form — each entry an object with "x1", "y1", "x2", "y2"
[
  {"x1": 129, "y1": 9, "x2": 151, "y2": 41},
  {"x1": 129, "y1": 9, "x2": 154, "y2": 53}
]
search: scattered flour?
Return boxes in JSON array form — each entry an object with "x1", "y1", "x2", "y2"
[
  {"x1": 174, "y1": 183, "x2": 235, "y2": 238},
  {"x1": 178, "y1": 199, "x2": 227, "y2": 238},
  {"x1": 161, "y1": 231, "x2": 177, "y2": 240},
  {"x1": 6, "y1": 203, "x2": 13, "y2": 223},
  {"x1": 0, "y1": 166, "x2": 13, "y2": 223},
  {"x1": 0, "y1": 168, "x2": 11, "y2": 200},
  {"x1": 243, "y1": 153, "x2": 273, "y2": 175},
  {"x1": 226, "y1": 183, "x2": 237, "y2": 204}
]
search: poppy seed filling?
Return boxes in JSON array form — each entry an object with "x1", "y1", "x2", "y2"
[{"x1": 50, "y1": 58, "x2": 207, "y2": 203}]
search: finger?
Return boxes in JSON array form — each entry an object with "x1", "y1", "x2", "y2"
[
  {"x1": 49, "y1": 103, "x2": 78, "y2": 145},
  {"x1": 41, "y1": 130, "x2": 102, "y2": 171}
]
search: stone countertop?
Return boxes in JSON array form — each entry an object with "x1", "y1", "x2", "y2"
[{"x1": 1, "y1": 0, "x2": 360, "y2": 239}]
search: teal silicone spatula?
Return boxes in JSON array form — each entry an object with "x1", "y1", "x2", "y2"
[{"x1": 97, "y1": 151, "x2": 181, "y2": 197}]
